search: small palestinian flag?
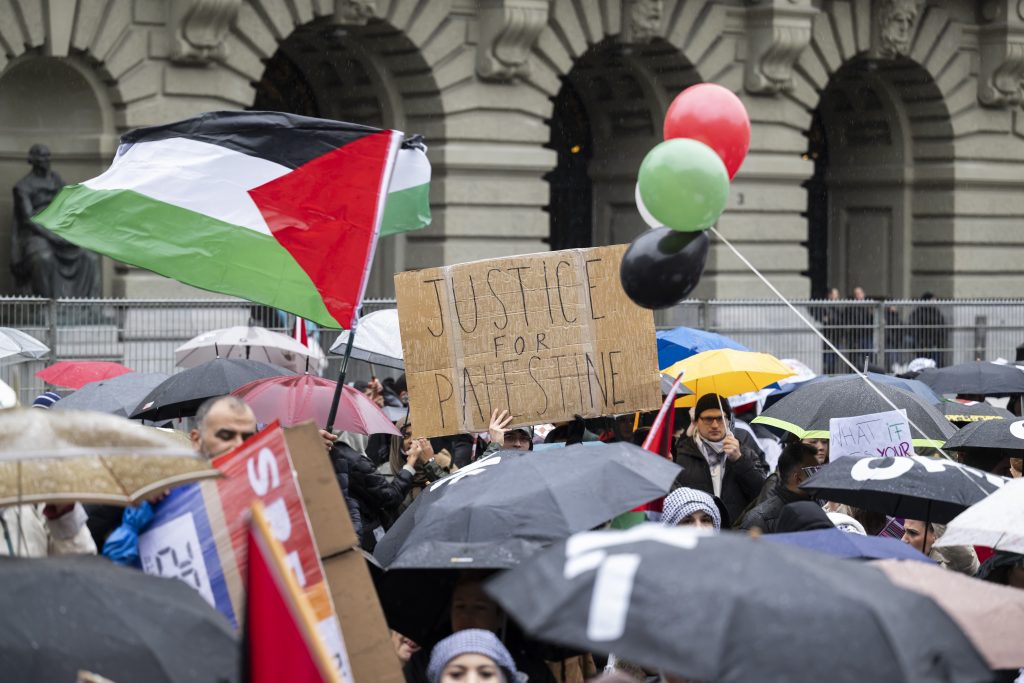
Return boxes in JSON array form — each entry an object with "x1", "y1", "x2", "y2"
[{"x1": 35, "y1": 111, "x2": 427, "y2": 329}]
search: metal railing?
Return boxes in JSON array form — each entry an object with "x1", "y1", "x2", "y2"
[
  {"x1": 0, "y1": 297, "x2": 399, "y2": 405},
  {"x1": 1, "y1": 297, "x2": 1021, "y2": 404}
]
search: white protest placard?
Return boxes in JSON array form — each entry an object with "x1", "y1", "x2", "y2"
[{"x1": 828, "y1": 409, "x2": 916, "y2": 460}]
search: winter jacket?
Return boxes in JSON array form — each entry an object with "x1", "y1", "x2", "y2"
[
  {"x1": 330, "y1": 439, "x2": 413, "y2": 551},
  {"x1": 1, "y1": 504, "x2": 96, "y2": 558},
  {"x1": 672, "y1": 436, "x2": 765, "y2": 524},
  {"x1": 330, "y1": 446, "x2": 363, "y2": 540},
  {"x1": 736, "y1": 481, "x2": 808, "y2": 532}
]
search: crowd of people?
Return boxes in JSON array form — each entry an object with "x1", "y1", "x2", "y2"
[
  {"x1": 811, "y1": 287, "x2": 949, "y2": 371},
  {"x1": 4, "y1": 351, "x2": 1023, "y2": 683}
]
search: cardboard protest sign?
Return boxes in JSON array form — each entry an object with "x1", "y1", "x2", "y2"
[
  {"x1": 395, "y1": 245, "x2": 662, "y2": 437},
  {"x1": 138, "y1": 424, "x2": 353, "y2": 682},
  {"x1": 829, "y1": 409, "x2": 916, "y2": 460},
  {"x1": 285, "y1": 424, "x2": 405, "y2": 683}
]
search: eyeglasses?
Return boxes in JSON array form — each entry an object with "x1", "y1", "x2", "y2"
[{"x1": 699, "y1": 416, "x2": 726, "y2": 425}]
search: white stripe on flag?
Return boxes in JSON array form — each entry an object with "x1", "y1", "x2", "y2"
[
  {"x1": 388, "y1": 146, "x2": 430, "y2": 193},
  {"x1": 85, "y1": 137, "x2": 291, "y2": 235}
]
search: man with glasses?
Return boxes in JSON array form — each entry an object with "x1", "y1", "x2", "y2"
[{"x1": 672, "y1": 393, "x2": 765, "y2": 524}]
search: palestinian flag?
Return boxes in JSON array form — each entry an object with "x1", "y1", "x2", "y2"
[
  {"x1": 35, "y1": 111, "x2": 415, "y2": 329},
  {"x1": 380, "y1": 139, "x2": 431, "y2": 237}
]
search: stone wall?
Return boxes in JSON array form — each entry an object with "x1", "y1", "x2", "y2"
[{"x1": 0, "y1": 0, "x2": 1020, "y2": 302}]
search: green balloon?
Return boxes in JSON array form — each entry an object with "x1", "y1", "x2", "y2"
[{"x1": 637, "y1": 138, "x2": 729, "y2": 232}]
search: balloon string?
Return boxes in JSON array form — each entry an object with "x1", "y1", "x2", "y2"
[{"x1": 706, "y1": 227, "x2": 974, "y2": 469}]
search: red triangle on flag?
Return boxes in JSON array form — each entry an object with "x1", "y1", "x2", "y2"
[
  {"x1": 243, "y1": 501, "x2": 341, "y2": 683},
  {"x1": 250, "y1": 130, "x2": 396, "y2": 329}
]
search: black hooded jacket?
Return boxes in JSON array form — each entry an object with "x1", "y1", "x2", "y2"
[{"x1": 329, "y1": 441, "x2": 413, "y2": 550}]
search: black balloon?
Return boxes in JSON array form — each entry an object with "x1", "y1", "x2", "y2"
[{"x1": 620, "y1": 228, "x2": 709, "y2": 309}]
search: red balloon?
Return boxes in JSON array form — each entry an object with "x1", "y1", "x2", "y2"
[{"x1": 663, "y1": 83, "x2": 751, "y2": 180}]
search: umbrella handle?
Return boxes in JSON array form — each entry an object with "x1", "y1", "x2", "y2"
[{"x1": 326, "y1": 315, "x2": 359, "y2": 433}]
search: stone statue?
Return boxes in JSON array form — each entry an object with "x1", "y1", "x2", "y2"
[
  {"x1": 623, "y1": 0, "x2": 665, "y2": 44},
  {"x1": 11, "y1": 144, "x2": 100, "y2": 298},
  {"x1": 875, "y1": 0, "x2": 920, "y2": 58}
]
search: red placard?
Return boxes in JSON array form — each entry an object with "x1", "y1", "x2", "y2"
[{"x1": 212, "y1": 423, "x2": 324, "y2": 594}]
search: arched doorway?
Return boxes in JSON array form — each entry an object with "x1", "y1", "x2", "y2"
[
  {"x1": 0, "y1": 55, "x2": 116, "y2": 295},
  {"x1": 252, "y1": 18, "x2": 432, "y2": 298},
  {"x1": 546, "y1": 38, "x2": 701, "y2": 250},
  {"x1": 806, "y1": 57, "x2": 953, "y2": 299}
]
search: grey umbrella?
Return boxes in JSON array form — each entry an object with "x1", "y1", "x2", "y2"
[
  {"x1": 918, "y1": 361, "x2": 1024, "y2": 396},
  {"x1": 54, "y1": 372, "x2": 170, "y2": 417},
  {"x1": 943, "y1": 418, "x2": 1024, "y2": 451},
  {"x1": 485, "y1": 526, "x2": 991, "y2": 683},
  {"x1": 753, "y1": 376, "x2": 956, "y2": 447}
]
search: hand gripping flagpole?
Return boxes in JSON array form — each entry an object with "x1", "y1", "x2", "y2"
[{"x1": 325, "y1": 313, "x2": 359, "y2": 434}]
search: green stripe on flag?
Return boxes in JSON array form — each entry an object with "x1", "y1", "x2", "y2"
[
  {"x1": 35, "y1": 184, "x2": 341, "y2": 327},
  {"x1": 380, "y1": 183, "x2": 430, "y2": 237}
]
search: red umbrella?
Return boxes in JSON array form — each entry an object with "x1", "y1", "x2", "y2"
[
  {"x1": 36, "y1": 361, "x2": 133, "y2": 390},
  {"x1": 232, "y1": 374, "x2": 401, "y2": 436}
]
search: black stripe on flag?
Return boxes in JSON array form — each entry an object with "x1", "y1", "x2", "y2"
[{"x1": 119, "y1": 110, "x2": 382, "y2": 170}]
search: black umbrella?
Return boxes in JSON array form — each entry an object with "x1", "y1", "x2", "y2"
[
  {"x1": 941, "y1": 400, "x2": 1014, "y2": 424},
  {"x1": 368, "y1": 540, "x2": 545, "y2": 645},
  {"x1": 0, "y1": 555, "x2": 236, "y2": 682},
  {"x1": 800, "y1": 455, "x2": 1008, "y2": 524},
  {"x1": 54, "y1": 371, "x2": 169, "y2": 417},
  {"x1": 753, "y1": 376, "x2": 956, "y2": 447},
  {"x1": 485, "y1": 526, "x2": 991, "y2": 683},
  {"x1": 373, "y1": 442, "x2": 682, "y2": 569},
  {"x1": 130, "y1": 358, "x2": 294, "y2": 420},
  {"x1": 918, "y1": 361, "x2": 1024, "y2": 396},
  {"x1": 944, "y1": 418, "x2": 1024, "y2": 451}
]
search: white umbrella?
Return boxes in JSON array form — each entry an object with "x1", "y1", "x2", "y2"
[
  {"x1": 0, "y1": 327, "x2": 49, "y2": 363},
  {"x1": 175, "y1": 326, "x2": 325, "y2": 374},
  {"x1": 329, "y1": 308, "x2": 403, "y2": 369},
  {"x1": 934, "y1": 477, "x2": 1024, "y2": 554},
  {"x1": 0, "y1": 380, "x2": 16, "y2": 409}
]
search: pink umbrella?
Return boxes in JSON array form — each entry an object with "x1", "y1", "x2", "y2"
[
  {"x1": 36, "y1": 361, "x2": 133, "y2": 390},
  {"x1": 232, "y1": 374, "x2": 400, "y2": 436}
]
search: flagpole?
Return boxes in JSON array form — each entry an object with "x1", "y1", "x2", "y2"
[{"x1": 325, "y1": 314, "x2": 359, "y2": 434}]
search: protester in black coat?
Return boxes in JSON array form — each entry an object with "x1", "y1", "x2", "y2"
[
  {"x1": 330, "y1": 432, "x2": 422, "y2": 550},
  {"x1": 328, "y1": 448, "x2": 363, "y2": 540},
  {"x1": 737, "y1": 442, "x2": 819, "y2": 532},
  {"x1": 672, "y1": 394, "x2": 765, "y2": 523}
]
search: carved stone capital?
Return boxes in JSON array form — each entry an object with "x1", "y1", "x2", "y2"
[
  {"x1": 621, "y1": 0, "x2": 665, "y2": 44},
  {"x1": 743, "y1": 0, "x2": 819, "y2": 95},
  {"x1": 167, "y1": 0, "x2": 241, "y2": 65},
  {"x1": 334, "y1": 0, "x2": 377, "y2": 26},
  {"x1": 476, "y1": 0, "x2": 550, "y2": 82},
  {"x1": 870, "y1": 0, "x2": 922, "y2": 60},
  {"x1": 977, "y1": 0, "x2": 1024, "y2": 108}
]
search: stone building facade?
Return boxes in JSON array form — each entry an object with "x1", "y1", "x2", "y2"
[{"x1": 1, "y1": 0, "x2": 1022, "y2": 301}]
